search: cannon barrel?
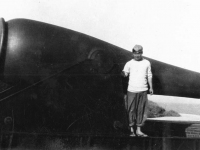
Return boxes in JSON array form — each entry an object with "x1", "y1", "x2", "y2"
[
  {"x1": 0, "y1": 18, "x2": 117, "y2": 84},
  {"x1": 0, "y1": 18, "x2": 200, "y2": 98}
]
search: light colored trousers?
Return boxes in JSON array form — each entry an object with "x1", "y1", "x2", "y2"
[{"x1": 126, "y1": 91, "x2": 148, "y2": 127}]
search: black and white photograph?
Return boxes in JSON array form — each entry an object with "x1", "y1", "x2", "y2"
[{"x1": 0, "y1": 0, "x2": 200, "y2": 149}]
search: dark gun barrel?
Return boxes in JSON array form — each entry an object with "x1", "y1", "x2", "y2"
[
  {"x1": 0, "y1": 18, "x2": 116, "y2": 84},
  {"x1": 0, "y1": 18, "x2": 200, "y2": 98}
]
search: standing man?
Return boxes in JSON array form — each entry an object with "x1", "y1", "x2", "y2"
[{"x1": 122, "y1": 45, "x2": 153, "y2": 137}]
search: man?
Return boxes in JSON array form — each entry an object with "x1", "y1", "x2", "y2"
[{"x1": 122, "y1": 45, "x2": 153, "y2": 137}]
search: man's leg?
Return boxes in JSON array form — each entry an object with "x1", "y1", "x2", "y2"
[
  {"x1": 136, "y1": 126, "x2": 148, "y2": 137},
  {"x1": 130, "y1": 126, "x2": 136, "y2": 137},
  {"x1": 127, "y1": 92, "x2": 137, "y2": 136},
  {"x1": 135, "y1": 91, "x2": 148, "y2": 137}
]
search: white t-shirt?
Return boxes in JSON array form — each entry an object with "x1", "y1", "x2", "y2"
[{"x1": 123, "y1": 59, "x2": 152, "y2": 92}]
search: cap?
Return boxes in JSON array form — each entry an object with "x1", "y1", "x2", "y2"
[{"x1": 132, "y1": 45, "x2": 143, "y2": 54}]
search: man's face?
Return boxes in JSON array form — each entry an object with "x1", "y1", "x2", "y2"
[{"x1": 133, "y1": 53, "x2": 143, "y2": 61}]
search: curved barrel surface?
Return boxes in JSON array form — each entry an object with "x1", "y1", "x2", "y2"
[
  {"x1": 0, "y1": 18, "x2": 200, "y2": 98},
  {"x1": 1, "y1": 19, "x2": 92, "y2": 83}
]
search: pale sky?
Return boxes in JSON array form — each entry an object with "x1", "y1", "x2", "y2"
[{"x1": 1, "y1": 0, "x2": 200, "y2": 72}]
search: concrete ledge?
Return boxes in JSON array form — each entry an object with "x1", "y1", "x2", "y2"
[
  {"x1": 147, "y1": 113, "x2": 200, "y2": 123},
  {"x1": 145, "y1": 113, "x2": 200, "y2": 139}
]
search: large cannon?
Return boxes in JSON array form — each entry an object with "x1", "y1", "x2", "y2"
[{"x1": 0, "y1": 18, "x2": 200, "y2": 136}]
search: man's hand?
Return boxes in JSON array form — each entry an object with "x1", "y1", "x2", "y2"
[
  {"x1": 149, "y1": 88, "x2": 153, "y2": 95},
  {"x1": 121, "y1": 71, "x2": 128, "y2": 77}
]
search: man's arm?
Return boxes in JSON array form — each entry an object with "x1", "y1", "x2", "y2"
[
  {"x1": 122, "y1": 62, "x2": 129, "y2": 77},
  {"x1": 148, "y1": 77, "x2": 153, "y2": 95},
  {"x1": 147, "y1": 62, "x2": 153, "y2": 95}
]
